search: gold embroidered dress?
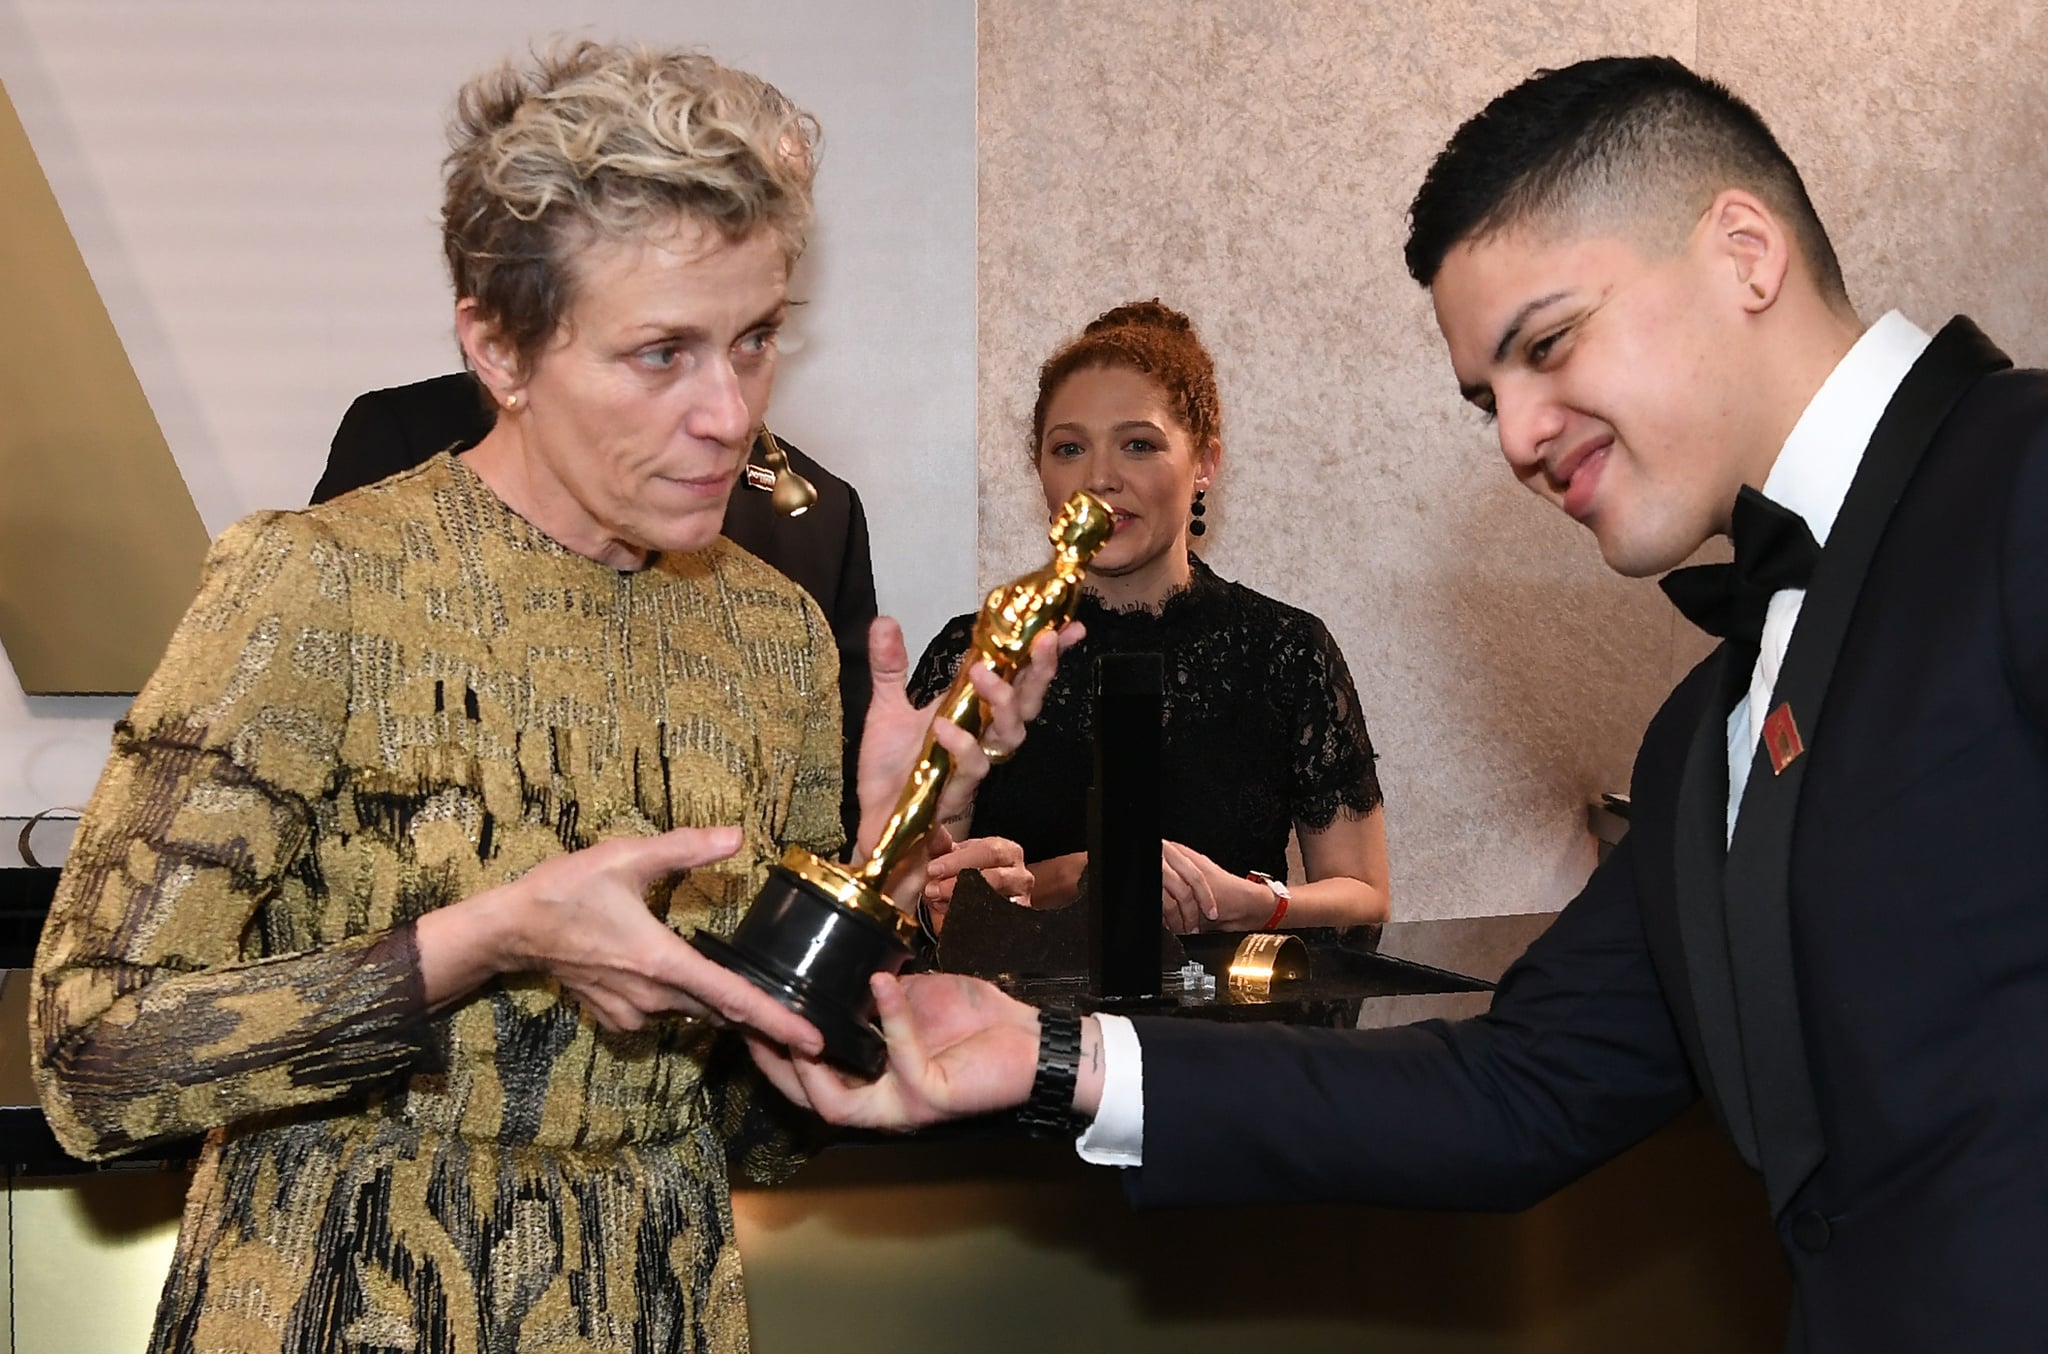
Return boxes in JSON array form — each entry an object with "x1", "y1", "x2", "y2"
[{"x1": 31, "y1": 454, "x2": 842, "y2": 1353}]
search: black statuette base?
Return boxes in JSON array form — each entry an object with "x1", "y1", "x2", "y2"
[{"x1": 692, "y1": 863, "x2": 912, "y2": 1080}]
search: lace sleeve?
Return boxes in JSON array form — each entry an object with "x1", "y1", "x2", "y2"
[
  {"x1": 1277, "y1": 615, "x2": 1383, "y2": 830},
  {"x1": 907, "y1": 613, "x2": 977, "y2": 707}
]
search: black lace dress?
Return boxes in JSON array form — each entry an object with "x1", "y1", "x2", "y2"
[{"x1": 908, "y1": 554, "x2": 1382, "y2": 881}]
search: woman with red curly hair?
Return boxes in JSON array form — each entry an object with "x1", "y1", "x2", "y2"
[{"x1": 910, "y1": 300, "x2": 1390, "y2": 935}]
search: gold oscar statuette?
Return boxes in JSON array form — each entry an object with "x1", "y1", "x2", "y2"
[{"x1": 693, "y1": 490, "x2": 1114, "y2": 1075}]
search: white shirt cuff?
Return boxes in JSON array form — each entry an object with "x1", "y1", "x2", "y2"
[{"x1": 1073, "y1": 1012, "x2": 1143, "y2": 1166}]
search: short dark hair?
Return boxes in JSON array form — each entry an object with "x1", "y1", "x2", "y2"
[{"x1": 1404, "y1": 55, "x2": 1845, "y2": 302}]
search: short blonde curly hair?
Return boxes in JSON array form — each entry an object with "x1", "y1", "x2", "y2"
[{"x1": 442, "y1": 41, "x2": 820, "y2": 376}]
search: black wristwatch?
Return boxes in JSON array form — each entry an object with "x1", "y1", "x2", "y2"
[{"x1": 1015, "y1": 1005, "x2": 1084, "y2": 1137}]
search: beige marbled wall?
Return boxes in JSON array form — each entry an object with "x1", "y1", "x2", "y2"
[{"x1": 975, "y1": 0, "x2": 2048, "y2": 921}]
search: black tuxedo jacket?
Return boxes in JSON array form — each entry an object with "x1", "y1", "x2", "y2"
[
  {"x1": 1129, "y1": 320, "x2": 2048, "y2": 1351},
  {"x1": 314, "y1": 373, "x2": 879, "y2": 841}
]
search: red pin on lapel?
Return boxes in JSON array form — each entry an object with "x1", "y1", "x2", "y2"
[{"x1": 1763, "y1": 702, "x2": 1804, "y2": 774}]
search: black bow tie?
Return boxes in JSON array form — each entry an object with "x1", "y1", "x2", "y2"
[{"x1": 1659, "y1": 486, "x2": 1822, "y2": 649}]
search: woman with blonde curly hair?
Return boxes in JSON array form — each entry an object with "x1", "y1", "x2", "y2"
[{"x1": 32, "y1": 42, "x2": 1055, "y2": 1352}]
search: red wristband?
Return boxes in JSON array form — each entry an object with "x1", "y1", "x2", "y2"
[{"x1": 1249, "y1": 871, "x2": 1290, "y2": 930}]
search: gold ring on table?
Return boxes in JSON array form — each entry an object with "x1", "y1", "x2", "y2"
[{"x1": 979, "y1": 739, "x2": 1014, "y2": 764}]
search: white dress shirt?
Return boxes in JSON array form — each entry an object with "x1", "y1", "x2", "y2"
[
  {"x1": 1725, "y1": 312, "x2": 1931, "y2": 839},
  {"x1": 1075, "y1": 311, "x2": 1933, "y2": 1166}
]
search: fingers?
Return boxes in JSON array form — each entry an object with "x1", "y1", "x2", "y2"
[
  {"x1": 1160, "y1": 844, "x2": 1202, "y2": 933},
  {"x1": 927, "y1": 834, "x2": 1022, "y2": 879},
  {"x1": 963, "y1": 629, "x2": 1065, "y2": 767},
  {"x1": 545, "y1": 904, "x2": 823, "y2": 1052},
  {"x1": 747, "y1": 1024, "x2": 906, "y2": 1128},
  {"x1": 928, "y1": 718, "x2": 992, "y2": 813},
  {"x1": 980, "y1": 865, "x2": 1035, "y2": 901},
  {"x1": 561, "y1": 963, "x2": 710, "y2": 1035},
  {"x1": 606, "y1": 824, "x2": 744, "y2": 882},
  {"x1": 1009, "y1": 628, "x2": 1070, "y2": 726},
  {"x1": 570, "y1": 985, "x2": 649, "y2": 1033},
  {"x1": 982, "y1": 837, "x2": 1026, "y2": 869},
  {"x1": 871, "y1": 972, "x2": 936, "y2": 1111},
  {"x1": 641, "y1": 941, "x2": 825, "y2": 1054},
  {"x1": 927, "y1": 836, "x2": 1031, "y2": 907},
  {"x1": 872, "y1": 971, "x2": 917, "y2": 1039},
  {"x1": 923, "y1": 867, "x2": 1028, "y2": 908},
  {"x1": 1161, "y1": 893, "x2": 1199, "y2": 935},
  {"x1": 750, "y1": 994, "x2": 914, "y2": 1129},
  {"x1": 867, "y1": 616, "x2": 911, "y2": 696},
  {"x1": 702, "y1": 976, "x2": 826, "y2": 1055},
  {"x1": 517, "y1": 827, "x2": 821, "y2": 1051},
  {"x1": 1165, "y1": 841, "x2": 1220, "y2": 923},
  {"x1": 940, "y1": 837, "x2": 1030, "y2": 902},
  {"x1": 744, "y1": 1033, "x2": 817, "y2": 1112},
  {"x1": 1190, "y1": 867, "x2": 1219, "y2": 924},
  {"x1": 923, "y1": 825, "x2": 961, "y2": 906},
  {"x1": 790, "y1": 1056, "x2": 884, "y2": 1125},
  {"x1": 964, "y1": 661, "x2": 1018, "y2": 741}
]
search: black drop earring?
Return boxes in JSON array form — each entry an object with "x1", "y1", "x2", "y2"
[{"x1": 1189, "y1": 488, "x2": 1207, "y2": 537}]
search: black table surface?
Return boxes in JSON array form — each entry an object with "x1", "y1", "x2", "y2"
[
  {"x1": 933, "y1": 870, "x2": 1529, "y2": 1025},
  {"x1": 0, "y1": 862, "x2": 1555, "y2": 1175}
]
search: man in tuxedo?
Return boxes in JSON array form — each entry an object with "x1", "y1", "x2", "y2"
[
  {"x1": 747, "y1": 56, "x2": 2048, "y2": 1351},
  {"x1": 316, "y1": 371, "x2": 879, "y2": 841}
]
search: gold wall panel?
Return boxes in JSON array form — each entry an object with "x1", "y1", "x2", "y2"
[{"x1": 0, "y1": 81, "x2": 208, "y2": 695}]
